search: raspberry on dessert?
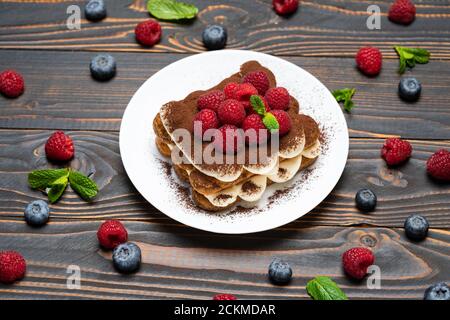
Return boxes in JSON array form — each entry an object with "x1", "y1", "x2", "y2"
[
  {"x1": 0, "y1": 251, "x2": 26, "y2": 284},
  {"x1": 265, "y1": 87, "x2": 290, "y2": 111},
  {"x1": 426, "y1": 149, "x2": 450, "y2": 181},
  {"x1": 355, "y1": 47, "x2": 382, "y2": 76},
  {"x1": 272, "y1": 0, "x2": 299, "y2": 16},
  {"x1": 342, "y1": 247, "x2": 374, "y2": 280},
  {"x1": 224, "y1": 82, "x2": 239, "y2": 99},
  {"x1": 217, "y1": 99, "x2": 246, "y2": 126},
  {"x1": 242, "y1": 71, "x2": 270, "y2": 95},
  {"x1": 193, "y1": 109, "x2": 220, "y2": 138},
  {"x1": 197, "y1": 90, "x2": 225, "y2": 112},
  {"x1": 242, "y1": 114, "x2": 268, "y2": 145},
  {"x1": 234, "y1": 83, "x2": 258, "y2": 110},
  {"x1": 45, "y1": 131, "x2": 75, "y2": 162},
  {"x1": 214, "y1": 124, "x2": 244, "y2": 154},
  {"x1": 213, "y1": 294, "x2": 237, "y2": 300},
  {"x1": 389, "y1": 0, "x2": 416, "y2": 25},
  {"x1": 0, "y1": 70, "x2": 25, "y2": 98},
  {"x1": 248, "y1": 95, "x2": 270, "y2": 115},
  {"x1": 270, "y1": 110, "x2": 292, "y2": 136},
  {"x1": 381, "y1": 138, "x2": 412, "y2": 166},
  {"x1": 97, "y1": 220, "x2": 128, "y2": 250},
  {"x1": 135, "y1": 19, "x2": 161, "y2": 47}
]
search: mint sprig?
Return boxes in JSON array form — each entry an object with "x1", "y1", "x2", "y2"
[
  {"x1": 250, "y1": 95, "x2": 280, "y2": 132},
  {"x1": 250, "y1": 95, "x2": 266, "y2": 116},
  {"x1": 394, "y1": 46, "x2": 430, "y2": 74},
  {"x1": 262, "y1": 113, "x2": 279, "y2": 131},
  {"x1": 306, "y1": 276, "x2": 348, "y2": 300},
  {"x1": 147, "y1": 0, "x2": 198, "y2": 20},
  {"x1": 332, "y1": 88, "x2": 356, "y2": 112},
  {"x1": 68, "y1": 170, "x2": 98, "y2": 201}
]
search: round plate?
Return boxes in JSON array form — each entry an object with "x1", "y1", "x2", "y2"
[{"x1": 120, "y1": 50, "x2": 348, "y2": 234}]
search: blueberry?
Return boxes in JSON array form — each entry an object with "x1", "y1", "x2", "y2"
[
  {"x1": 112, "y1": 242, "x2": 141, "y2": 273},
  {"x1": 202, "y1": 25, "x2": 227, "y2": 50},
  {"x1": 404, "y1": 214, "x2": 429, "y2": 241},
  {"x1": 268, "y1": 258, "x2": 292, "y2": 284},
  {"x1": 85, "y1": 0, "x2": 107, "y2": 22},
  {"x1": 424, "y1": 282, "x2": 450, "y2": 300},
  {"x1": 399, "y1": 77, "x2": 421, "y2": 102},
  {"x1": 24, "y1": 200, "x2": 49, "y2": 226},
  {"x1": 355, "y1": 188, "x2": 377, "y2": 212},
  {"x1": 90, "y1": 54, "x2": 116, "y2": 81}
]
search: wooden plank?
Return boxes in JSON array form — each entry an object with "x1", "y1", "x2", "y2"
[
  {"x1": 0, "y1": 50, "x2": 449, "y2": 138},
  {"x1": 0, "y1": 1, "x2": 449, "y2": 58},
  {"x1": 0, "y1": 129, "x2": 449, "y2": 228}
]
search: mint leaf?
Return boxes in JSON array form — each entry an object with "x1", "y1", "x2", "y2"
[
  {"x1": 263, "y1": 112, "x2": 279, "y2": 132},
  {"x1": 306, "y1": 276, "x2": 348, "y2": 300},
  {"x1": 28, "y1": 168, "x2": 69, "y2": 190},
  {"x1": 332, "y1": 88, "x2": 356, "y2": 112},
  {"x1": 394, "y1": 46, "x2": 430, "y2": 74},
  {"x1": 250, "y1": 95, "x2": 266, "y2": 116},
  {"x1": 69, "y1": 170, "x2": 98, "y2": 201},
  {"x1": 47, "y1": 183, "x2": 67, "y2": 203},
  {"x1": 147, "y1": 0, "x2": 198, "y2": 20}
]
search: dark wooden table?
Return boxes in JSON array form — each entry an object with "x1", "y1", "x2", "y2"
[{"x1": 0, "y1": 0, "x2": 449, "y2": 300}]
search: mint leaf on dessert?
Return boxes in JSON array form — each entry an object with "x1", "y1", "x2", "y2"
[
  {"x1": 394, "y1": 46, "x2": 430, "y2": 74},
  {"x1": 68, "y1": 170, "x2": 98, "y2": 201},
  {"x1": 263, "y1": 112, "x2": 280, "y2": 132},
  {"x1": 332, "y1": 88, "x2": 356, "y2": 112},
  {"x1": 47, "y1": 183, "x2": 67, "y2": 204},
  {"x1": 250, "y1": 95, "x2": 266, "y2": 116},
  {"x1": 306, "y1": 276, "x2": 348, "y2": 300},
  {"x1": 147, "y1": 0, "x2": 198, "y2": 20},
  {"x1": 28, "y1": 168, "x2": 69, "y2": 190}
]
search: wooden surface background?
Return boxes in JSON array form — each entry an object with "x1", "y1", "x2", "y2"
[{"x1": 0, "y1": 0, "x2": 449, "y2": 299}]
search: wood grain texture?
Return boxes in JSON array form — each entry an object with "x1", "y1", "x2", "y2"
[
  {"x1": 0, "y1": 129, "x2": 449, "y2": 228},
  {"x1": 0, "y1": 0, "x2": 450, "y2": 59},
  {"x1": 1, "y1": 50, "x2": 449, "y2": 138}
]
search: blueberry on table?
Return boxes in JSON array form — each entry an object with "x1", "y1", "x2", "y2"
[
  {"x1": 90, "y1": 54, "x2": 116, "y2": 81},
  {"x1": 24, "y1": 200, "x2": 49, "y2": 226},
  {"x1": 112, "y1": 242, "x2": 141, "y2": 274},
  {"x1": 355, "y1": 188, "x2": 377, "y2": 212},
  {"x1": 268, "y1": 258, "x2": 292, "y2": 284},
  {"x1": 398, "y1": 77, "x2": 421, "y2": 102},
  {"x1": 85, "y1": 0, "x2": 107, "y2": 22},
  {"x1": 202, "y1": 25, "x2": 227, "y2": 50},
  {"x1": 424, "y1": 282, "x2": 450, "y2": 300},
  {"x1": 404, "y1": 214, "x2": 429, "y2": 241}
]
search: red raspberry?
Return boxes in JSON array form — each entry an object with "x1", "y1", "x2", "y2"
[
  {"x1": 193, "y1": 109, "x2": 219, "y2": 138},
  {"x1": 197, "y1": 90, "x2": 225, "y2": 112},
  {"x1": 97, "y1": 220, "x2": 128, "y2": 250},
  {"x1": 265, "y1": 87, "x2": 290, "y2": 111},
  {"x1": 217, "y1": 99, "x2": 246, "y2": 126},
  {"x1": 224, "y1": 82, "x2": 239, "y2": 99},
  {"x1": 45, "y1": 131, "x2": 75, "y2": 162},
  {"x1": 242, "y1": 71, "x2": 270, "y2": 95},
  {"x1": 213, "y1": 293, "x2": 237, "y2": 300},
  {"x1": 389, "y1": 0, "x2": 416, "y2": 25},
  {"x1": 342, "y1": 247, "x2": 374, "y2": 280},
  {"x1": 242, "y1": 114, "x2": 268, "y2": 145},
  {"x1": 272, "y1": 0, "x2": 299, "y2": 16},
  {"x1": 0, "y1": 251, "x2": 26, "y2": 284},
  {"x1": 355, "y1": 47, "x2": 382, "y2": 76},
  {"x1": 135, "y1": 20, "x2": 161, "y2": 47},
  {"x1": 270, "y1": 110, "x2": 291, "y2": 136},
  {"x1": 426, "y1": 149, "x2": 450, "y2": 181},
  {"x1": 0, "y1": 70, "x2": 24, "y2": 98},
  {"x1": 381, "y1": 138, "x2": 412, "y2": 166},
  {"x1": 234, "y1": 83, "x2": 258, "y2": 110},
  {"x1": 214, "y1": 124, "x2": 244, "y2": 154},
  {"x1": 248, "y1": 95, "x2": 270, "y2": 115}
]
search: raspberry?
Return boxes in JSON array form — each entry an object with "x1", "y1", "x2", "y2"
[
  {"x1": 217, "y1": 99, "x2": 246, "y2": 126},
  {"x1": 272, "y1": 0, "x2": 299, "y2": 16},
  {"x1": 271, "y1": 110, "x2": 292, "y2": 136},
  {"x1": 0, "y1": 70, "x2": 24, "y2": 98},
  {"x1": 45, "y1": 131, "x2": 75, "y2": 162},
  {"x1": 355, "y1": 47, "x2": 382, "y2": 76},
  {"x1": 193, "y1": 109, "x2": 219, "y2": 138},
  {"x1": 248, "y1": 95, "x2": 270, "y2": 115},
  {"x1": 213, "y1": 294, "x2": 237, "y2": 300},
  {"x1": 197, "y1": 90, "x2": 225, "y2": 112},
  {"x1": 97, "y1": 220, "x2": 128, "y2": 250},
  {"x1": 265, "y1": 87, "x2": 290, "y2": 111},
  {"x1": 214, "y1": 124, "x2": 244, "y2": 154},
  {"x1": 234, "y1": 83, "x2": 258, "y2": 110},
  {"x1": 242, "y1": 71, "x2": 270, "y2": 95},
  {"x1": 0, "y1": 251, "x2": 26, "y2": 284},
  {"x1": 389, "y1": 0, "x2": 416, "y2": 25},
  {"x1": 381, "y1": 138, "x2": 412, "y2": 166},
  {"x1": 426, "y1": 149, "x2": 450, "y2": 181},
  {"x1": 242, "y1": 114, "x2": 268, "y2": 145},
  {"x1": 342, "y1": 247, "x2": 374, "y2": 280},
  {"x1": 135, "y1": 20, "x2": 161, "y2": 47},
  {"x1": 224, "y1": 82, "x2": 239, "y2": 99}
]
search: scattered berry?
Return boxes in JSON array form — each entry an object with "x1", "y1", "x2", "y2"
[
  {"x1": 214, "y1": 124, "x2": 244, "y2": 154},
  {"x1": 342, "y1": 247, "x2": 374, "y2": 280},
  {"x1": 202, "y1": 25, "x2": 227, "y2": 50},
  {"x1": 197, "y1": 90, "x2": 225, "y2": 112},
  {"x1": 381, "y1": 138, "x2": 412, "y2": 166},
  {"x1": 112, "y1": 242, "x2": 141, "y2": 273},
  {"x1": 242, "y1": 71, "x2": 270, "y2": 95},
  {"x1": 272, "y1": 0, "x2": 299, "y2": 16},
  {"x1": 224, "y1": 82, "x2": 239, "y2": 99},
  {"x1": 84, "y1": 0, "x2": 106, "y2": 22},
  {"x1": 268, "y1": 258, "x2": 292, "y2": 284},
  {"x1": 270, "y1": 110, "x2": 292, "y2": 136},
  {"x1": 404, "y1": 214, "x2": 429, "y2": 241},
  {"x1": 242, "y1": 114, "x2": 268, "y2": 145},
  {"x1": 355, "y1": 188, "x2": 377, "y2": 212},
  {"x1": 213, "y1": 294, "x2": 237, "y2": 300},
  {"x1": 24, "y1": 200, "x2": 49, "y2": 227},
  {"x1": 217, "y1": 99, "x2": 246, "y2": 126},
  {"x1": 90, "y1": 53, "x2": 116, "y2": 81},
  {"x1": 389, "y1": 0, "x2": 416, "y2": 25},
  {"x1": 45, "y1": 131, "x2": 75, "y2": 162},
  {"x1": 135, "y1": 19, "x2": 162, "y2": 47},
  {"x1": 426, "y1": 149, "x2": 450, "y2": 181},
  {"x1": 193, "y1": 109, "x2": 220, "y2": 138},
  {"x1": 355, "y1": 47, "x2": 382, "y2": 76},
  {"x1": 399, "y1": 77, "x2": 421, "y2": 102},
  {"x1": 424, "y1": 283, "x2": 450, "y2": 300},
  {"x1": 265, "y1": 87, "x2": 290, "y2": 111},
  {"x1": 0, "y1": 70, "x2": 24, "y2": 98},
  {"x1": 0, "y1": 251, "x2": 26, "y2": 284},
  {"x1": 234, "y1": 83, "x2": 258, "y2": 109},
  {"x1": 97, "y1": 220, "x2": 128, "y2": 250}
]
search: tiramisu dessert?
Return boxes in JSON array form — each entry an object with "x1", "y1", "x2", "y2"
[{"x1": 153, "y1": 61, "x2": 321, "y2": 211}]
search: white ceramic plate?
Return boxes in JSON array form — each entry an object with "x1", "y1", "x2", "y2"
[{"x1": 120, "y1": 50, "x2": 348, "y2": 234}]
